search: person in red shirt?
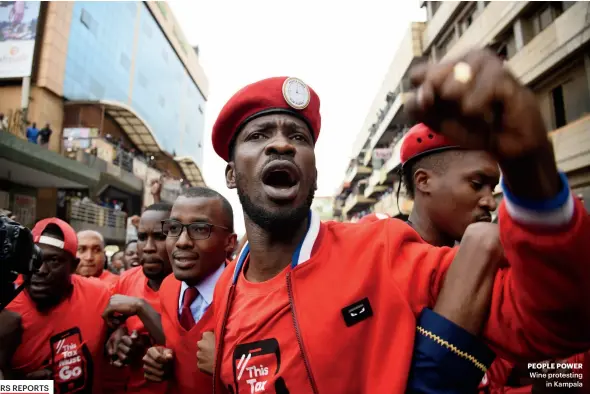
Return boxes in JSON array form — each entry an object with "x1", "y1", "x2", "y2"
[
  {"x1": 76, "y1": 230, "x2": 119, "y2": 287},
  {"x1": 208, "y1": 49, "x2": 590, "y2": 394},
  {"x1": 103, "y1": 202, "x2": 174, "y2": 394},
  {"x1": 139, "y1": 187, "x2": 237, "y2": 394},
  {"x1": 123, "y1": 240, "x2": 140, "y2": 269},
  {"x1": 5, "y1": 218, "x2": 111, "y2": 393}
]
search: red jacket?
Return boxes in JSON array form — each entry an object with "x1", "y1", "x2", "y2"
[{"x1": 212, "y1": 198, "x2": 590, "y2": 394}]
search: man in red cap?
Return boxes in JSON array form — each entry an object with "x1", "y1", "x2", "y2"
[
  {"x1": 209, "y1": 49, "x2": 590, "y2": 394},
  {"x1": 4, "y1": 218, "x2": 111, "y2": 393},
  {"x1": 399, "y1": 122, "x2": 499, "y2": 246}
]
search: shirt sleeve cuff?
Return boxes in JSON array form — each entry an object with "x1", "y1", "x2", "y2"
[
  {"x1": 502, "y1": 171, "x2": 575, "y2": 227},
  {"x1": 408, "y1": 308, "x2": 495, "y2": 393}
]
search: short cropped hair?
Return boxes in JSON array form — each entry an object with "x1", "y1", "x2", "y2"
[{"x1": 181, "y1": 187, "x2": 234, "y2": 232}]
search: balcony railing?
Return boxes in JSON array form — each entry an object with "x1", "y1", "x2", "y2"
[{"x1": 67, "y1": 201, "x2": 127, "y2": 243}]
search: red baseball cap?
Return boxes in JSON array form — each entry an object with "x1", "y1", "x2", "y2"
[
  {"x1": 212, "y1": 76, "x2": 321, "y2": 162},
  {"x1": 400, "y1": 123, "x2": 459, "y2": 167},
  {"x1": 358, "y1": 212, "x2": 390, "y2": 224},
  {"x1": 32, "y1": 217, "x2": 78, "y2": 258}
]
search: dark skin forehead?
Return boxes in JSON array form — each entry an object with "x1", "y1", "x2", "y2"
[
  {"x1": 444, "y1": 150, "x2": 500, "y2": 183},
  {"x1": 235, "y1": 113, "x2": 314, "y2": 146},
  {"x1": 139, "y1": 210, "x2": 170, "y2": 232},
  {"x1": 170, "y1": 196, "x2": 230, "y2": 228}
]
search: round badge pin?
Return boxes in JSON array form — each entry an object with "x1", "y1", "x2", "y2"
[{"x1": 282, "y1": 77, "x2": 310, "y2": 110}]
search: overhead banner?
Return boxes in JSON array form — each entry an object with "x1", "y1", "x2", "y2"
[{"x1": 0, "y1": 1, "x2": 41, "y2": 79}]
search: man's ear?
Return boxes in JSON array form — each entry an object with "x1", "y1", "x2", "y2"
[
  {"x1": 225, "y1": 233, "x2": 238, "y2": 259},
  {"x1": 71, "y1": 257, "x2": 80, "y2": 274},
  {"x1": 414, "y1": 168, "x2": 433, "y2": 195},
  {"x1": 226, "y1": 163, "x2": 236, "y2": 189}
]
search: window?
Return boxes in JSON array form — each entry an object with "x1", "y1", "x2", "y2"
[
  {"x1": 120, "y1": 53, "x2": 131, "y2": 71},
  {"x1": 457, "y1": 2, "x2": 477, "y2": 35},
  {"x1": 551, "y1": 85, "x2": 566, "y2": 128},
  {"x1": 531, "y1": 2, "x2": 563, "y2": 35},
  {"x1": 436, "y1": 29, "x2": 455, "y2": 59},
  {"x1": 80, "y1": 9, "x2": 97, "y2": 34}
]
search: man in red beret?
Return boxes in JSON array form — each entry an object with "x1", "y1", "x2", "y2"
[{"x1": 209, "y1": 49, "x2": 590, "y2": 394}]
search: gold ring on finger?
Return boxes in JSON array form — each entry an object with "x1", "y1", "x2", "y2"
[{"x1": 453, "y1": 62, "x2": 473, "y2": 84}]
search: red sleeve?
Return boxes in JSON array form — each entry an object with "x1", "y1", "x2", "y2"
[{"x1": 387, "y1": 198, "x2": 590, "y2": 361}]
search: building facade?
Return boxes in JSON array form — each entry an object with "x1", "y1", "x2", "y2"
[
  {"x1": 335, "y1": 1, "x2": 590, "y2": 221},
  {"x1": 0, "y1": 1, "x2": 208, "y2": 243}
]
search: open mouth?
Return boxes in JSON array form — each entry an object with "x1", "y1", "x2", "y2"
[
  {"x1": 261, "y1": 161, "x2": 300, "y2": 201},
  {"x1": 262, "y1": 163, "x2": 299, "y2": 188}
]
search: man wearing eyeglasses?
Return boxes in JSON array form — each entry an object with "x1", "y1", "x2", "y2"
[{"x1": 141, "y1": 186, "x2": 237, "y2": 394}]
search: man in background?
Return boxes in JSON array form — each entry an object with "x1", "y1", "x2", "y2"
[
  {"x1": 39, "y1": 123, "x2": 52, "y2": 149},
  {"x1": 77, "y1": 230, "x2": 119, "y2": 287},
  {"x1": 26, "y1": 122, "x2": 38, "y2": 144}
]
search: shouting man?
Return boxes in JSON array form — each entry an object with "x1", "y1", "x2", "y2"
[{"x1": 208, "y1": 50, "x2": 590, "y2": 394}]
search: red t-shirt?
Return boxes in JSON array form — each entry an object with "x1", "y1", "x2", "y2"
[
  {"x1": 220, "y1": 261, "x2": 311, "y2": 394},
  {"x1": 104, "y1": 266, "x2": 166, "y2": 394},
  {"x1": 99, "y1": 269, "x2": 120, "y2": 288},
  {"x1": 7, "y1": 275, "x2": 110, "y2": 394}
]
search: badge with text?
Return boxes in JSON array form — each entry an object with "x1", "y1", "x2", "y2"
[
  {"x1": 282, "y1": 77, "x2": 310, "y2": 110},
  {"x1": 50, "y1": 328, "x2": 90, "y2": 394},
  {"x1": 232, "y1": 338, "x2": 289, "y2": 394}
]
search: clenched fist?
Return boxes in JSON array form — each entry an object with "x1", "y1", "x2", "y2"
[
  {"x1": 143, "y1": 346, "x2": 173, "y2": 382},
  {"x1": 406, "y1": 49, "x2": 549, "y2": 161},
  {"x1": 197, "y1": 331, "x2": 215, "y2": 375},
  {"x1": 406, "y1": 49, "x2": 561, "y2": 200}
]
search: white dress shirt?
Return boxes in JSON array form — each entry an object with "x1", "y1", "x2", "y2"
[{"x1": 178, "y1": 263, "x2": 225, "y2": 323}]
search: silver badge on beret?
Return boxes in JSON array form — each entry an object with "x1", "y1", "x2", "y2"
[{"x1": 282, "y1": 77, "x2": 311, "y2": 110}]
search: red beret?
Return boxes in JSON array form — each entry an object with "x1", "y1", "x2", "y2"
[
  {"x1": 357, "y1": 212, "x2": 390, "y2": 224},
  {"x1": 212, "y1": 76, "x2": 321, "y2": 162},
  {"x1": 400, "y1": 123, "x2": 459, "y2": 167}
]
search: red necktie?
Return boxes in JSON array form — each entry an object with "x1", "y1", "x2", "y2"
[{"x1": 179, "y1": 287, "x2": 198, "y2": 330}]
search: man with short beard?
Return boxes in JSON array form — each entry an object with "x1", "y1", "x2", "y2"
[
  {"x1": 208, "y1": 50, "x2": 590, "y2": 394},
  {"x1": 102, "y1": 203, "x2": 173, "y2": 394},
  {"x1": 6, "y1": 218, "x2": 110, "y2": 393}
]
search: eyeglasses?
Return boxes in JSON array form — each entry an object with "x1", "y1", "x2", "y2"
[{"x1": 161, "y1": 219, "x2": 230, "y2": 240}]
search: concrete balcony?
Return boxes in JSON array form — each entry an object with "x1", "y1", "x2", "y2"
[
  {"x1": 67, "y1": 201, "x2": 126, "y2": 244},
  {"x1": 364, "y1": 171, "x2": 388, "y2": 198},
  {"x1": 362, "y1": 93, "x2": 410, "y2": 166},
  {"x1": 444, "y1": 2, "x2": 528, "y2": 61},
  {"x1": 70, "y1": 150, "x2": 143, "y2": 195},
  {"x1": 422, "y1": 1, "x2": 462, "y2": 52},
  {"x1": 379, "y1": 133, "x2": 408, "y2": 182},
  {"x1": 342, "y1": 192, "x2": 376, "y2": 218},
  {"x1": 507, "y1": 2, "x2": 590, "y2": 85},
  {"x1": 344, "y1": 163, "x2": 372, "y2": 184},
  {"x1": 551, "y1": 115, "x2": 590, "y2": 174}
]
